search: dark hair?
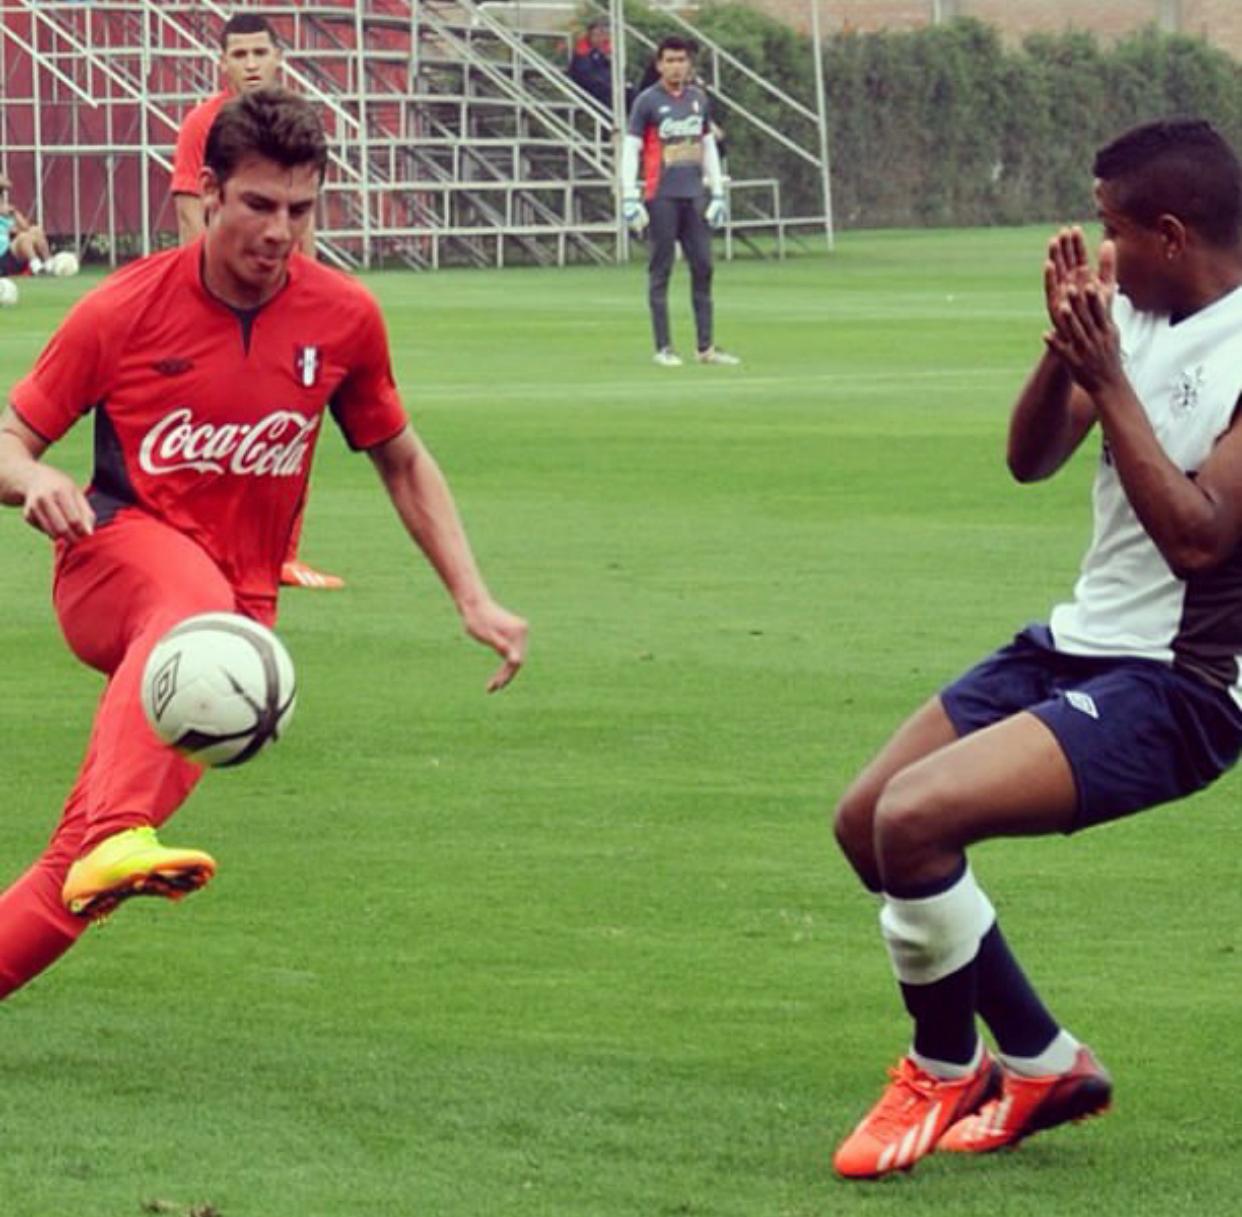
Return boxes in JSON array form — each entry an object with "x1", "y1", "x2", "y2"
[
  {"x1": 586, "y1": 17, "x2": 608, "y2": 33},
  {"x1": 205, "y1": 88, "x2": 328, "y2": 186},
  {"x1": 220, "y1": 13, "x2": 278, "y2": 52},
  {"x1": 1093, "y1": 119, "x2": 1242, "y2": 248},
  {"x1": 656, "y1": 35, "x2": 694, "y2": 59}
]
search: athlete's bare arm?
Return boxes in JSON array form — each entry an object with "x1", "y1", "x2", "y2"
[
  {"x1": 175, "y1": 194, "x2": 206, "y2": 245},
  {"x1": 1049, "y1": 267, "x2": 1242, "y2": 578},
  {"x1": 0, "y1": 406, "x2": 95, "y2": 541},
  {"x1": 367, "y1": 425, "x2": 527, "y2": 692},
  {"x1": 1008, "y1": 228, "x2": 1101, "y2": 482}
]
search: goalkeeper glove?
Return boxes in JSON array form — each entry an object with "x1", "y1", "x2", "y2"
[
  {"x1": 705, "y1": 194, "x2": 728, "y2": 229},
  {"x1": 622, "y1": 194, "x2": 649, "y2": 235}
]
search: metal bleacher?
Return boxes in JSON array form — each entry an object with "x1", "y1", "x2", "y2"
[{"x1": 0, "y1": 0, "x2": 832, "y2": 270}]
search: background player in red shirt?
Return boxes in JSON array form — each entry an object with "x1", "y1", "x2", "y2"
[
  {"x1": 172, "y1": 11, "x2": 340, "y2": 590},
  {"x1": 172, "y1": 13, "x2": 287, "y2": 246},
  {"x1": 0, "y1": 89, "x2": 528, "y2": 999}
]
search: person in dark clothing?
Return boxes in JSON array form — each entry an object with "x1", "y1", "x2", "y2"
[
  {"x1": 621, "y1": 36, "x2": 739, "y2": 366},
  {"x1": 568, "y1": 19, "x2": 616, "y2": 112}
]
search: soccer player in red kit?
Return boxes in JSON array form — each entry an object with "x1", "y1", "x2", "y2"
[
  {"x1": 172, "y1": 10, "x2": 343, "y2": 590},
  {"x1": 0, "y1": 89, "x2": 528, "y2": 998}
]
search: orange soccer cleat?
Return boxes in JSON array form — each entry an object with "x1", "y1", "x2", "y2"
[
  {"x1": 937, "y1": 1046, "x2": 1112, "y2": 1153},
  {"x1": 280, "y1": 559, "x2": 345, "y2": 590},
  {"x1": 834, "y1": 1053, "x2": 1001, "y2": 1179}
]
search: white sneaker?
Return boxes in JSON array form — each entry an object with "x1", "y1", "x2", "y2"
[
  {"x1": 696, "y1": 347, "x2": 741, "y2": 366},
  {"x1": 653, "y1": 348, "x2": 683, "y2": 367},
  {"x1": 28, "y1": 256, "x2": 46, "y2": 275}
]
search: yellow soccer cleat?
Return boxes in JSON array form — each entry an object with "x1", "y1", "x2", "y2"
[{"x1": 62, "y1": 826, "x2": 216, "y2": 920}]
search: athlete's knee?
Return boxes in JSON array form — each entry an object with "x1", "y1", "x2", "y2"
[
  {"x1": 833, "y1": 783, "x2": 874, "y2": 860},
  {"x1": 648, "y1": 262, "x2": 673, "y2": 291},
  {"x1": 832, "y1": 784, "x2": 884, "y2": 890},
  {"x1": 135, "y1": 586, "x2": 235, "y2": 648},
  {"x1": 872, "y1": 767, "x2": 957, "y2": 865}
]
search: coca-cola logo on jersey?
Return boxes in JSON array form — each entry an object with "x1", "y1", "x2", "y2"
[
  {"x1": 658, "y1": 115, "x2": 704, "y2": 140},
  {"x1": 138, "y1": 407, "x2": 319, "y2": 477}
]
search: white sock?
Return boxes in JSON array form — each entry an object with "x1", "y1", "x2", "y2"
[
  {"x1": 912, "y1": 1038, "x2": 984, "y2": 1080},
  {"x1": 880, "y1": 865, "x2": 996, "y2": 985},
  {"x1": 1000, "y1": 1028, "x2": 1080, "y2": 1077}
]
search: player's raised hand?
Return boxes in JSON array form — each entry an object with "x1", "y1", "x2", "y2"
[
  {"x1": 1045, "y1": 276, "x2": 1122, "y2": 395},
  {"x1": 21, "y1": 464, "x2": 95, "y2": 543},
  {"x1": 1096, "y1": 237, "x2": 1117, "y2": 301},
  {"x1": 461, "y1": 598, "x2": 528, "y2": 693},
  {"x1": 1044, "y1": 226, "x2": 1095, "y2": 326}
]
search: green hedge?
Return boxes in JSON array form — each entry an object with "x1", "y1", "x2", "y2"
[{"x1": 619, "y1": 3, "x2": 1242, "y2": 227}]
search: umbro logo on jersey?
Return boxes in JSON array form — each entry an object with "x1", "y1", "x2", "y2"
[
  {"x1": 1065, "y1": 691, "x2": 1099, "y2": 719},
  {"x1": 152, "y1": 358, "x2": 194, "y2": 376}
]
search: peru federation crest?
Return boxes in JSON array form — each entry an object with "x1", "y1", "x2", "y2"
[
  {"x1": 1172, "y1": 364, "x2": 1205, "y2": 415},
  {"x1": 295, "y1": 345, "x2": 321, "y2": 388}
]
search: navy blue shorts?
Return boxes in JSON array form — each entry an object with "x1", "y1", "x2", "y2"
[
  {"x1": 0, "y1": 249, "x2": 26, "y2": 276},
  {"x1": 940, "y1": 624, "x2": 1242, "y2": 831}
]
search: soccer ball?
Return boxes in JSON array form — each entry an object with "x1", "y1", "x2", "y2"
[
  {"x1": 141, "y1": 612, "x2": 297, "y2": 767},
  {"x1": 0, "y1": 277, "x2": 18, "y2": 307},
  {"x1": 48, "y1": 250, "x2": 80, "y2": 277}
]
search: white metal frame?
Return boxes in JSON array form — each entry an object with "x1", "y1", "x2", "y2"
[{"x1": 0, "y1": 0, "x2": 831, "y2": 269}]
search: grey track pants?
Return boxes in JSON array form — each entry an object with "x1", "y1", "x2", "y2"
[{"x1": 647, "y1": 196, "x2": 713, "y2": 353}]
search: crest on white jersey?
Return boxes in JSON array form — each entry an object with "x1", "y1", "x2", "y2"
[
  {"x1": 295, "y1": 345, "x2": 320, "y2": 388},
  {"x1": 1173, "y1": 364, "x2": 1205, "y2": 414}
]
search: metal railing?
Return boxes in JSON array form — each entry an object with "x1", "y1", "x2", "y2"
[{"x1": 0, "y1": 0, "x2": 828, "y2": 268}]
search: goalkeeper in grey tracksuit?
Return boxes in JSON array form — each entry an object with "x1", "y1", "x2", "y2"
[{"x1": 621, "y1": 36, "x2": 740, "y2": 367}]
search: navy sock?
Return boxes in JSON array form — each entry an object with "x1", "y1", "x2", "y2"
[
  {"x1": 974, "y1": 923, "x2": 1059, "y2": 1058},
  {"x1": 899, "y1": 959, "x2": 979, "y2": 1066}
]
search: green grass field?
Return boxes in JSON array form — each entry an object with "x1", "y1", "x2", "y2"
[{"x1": 1, "y1": 230, "x2": 1239, "y2": 1217}]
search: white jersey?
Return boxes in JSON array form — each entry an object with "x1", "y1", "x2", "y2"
[{"x1": 1050, "y1": 285, "x2": 1242, "y2": 704}]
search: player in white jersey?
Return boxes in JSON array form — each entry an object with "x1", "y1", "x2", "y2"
[{"x1": 830, "y1": 119, "x2": 1242, "y2": 1180}]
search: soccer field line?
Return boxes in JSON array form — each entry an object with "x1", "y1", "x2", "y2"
[
  {"x1": 0, "y1": 327, "x2": 56, "y2": 341},
  {"x1": 412, "y1": 364, "x2": 1021, "y2": 404}
]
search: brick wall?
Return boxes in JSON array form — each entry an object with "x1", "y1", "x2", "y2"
[{"x1": 745, "y1": 0, "x2": 1242, "y2": 58}]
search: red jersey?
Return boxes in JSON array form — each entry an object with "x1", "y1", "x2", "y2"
[
  {"x1": 10, "y1": 241, "x2": 408, "y2": 609},
  {"x1": 170, "y1": 92, "x2": 230, "y2": 196}
]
